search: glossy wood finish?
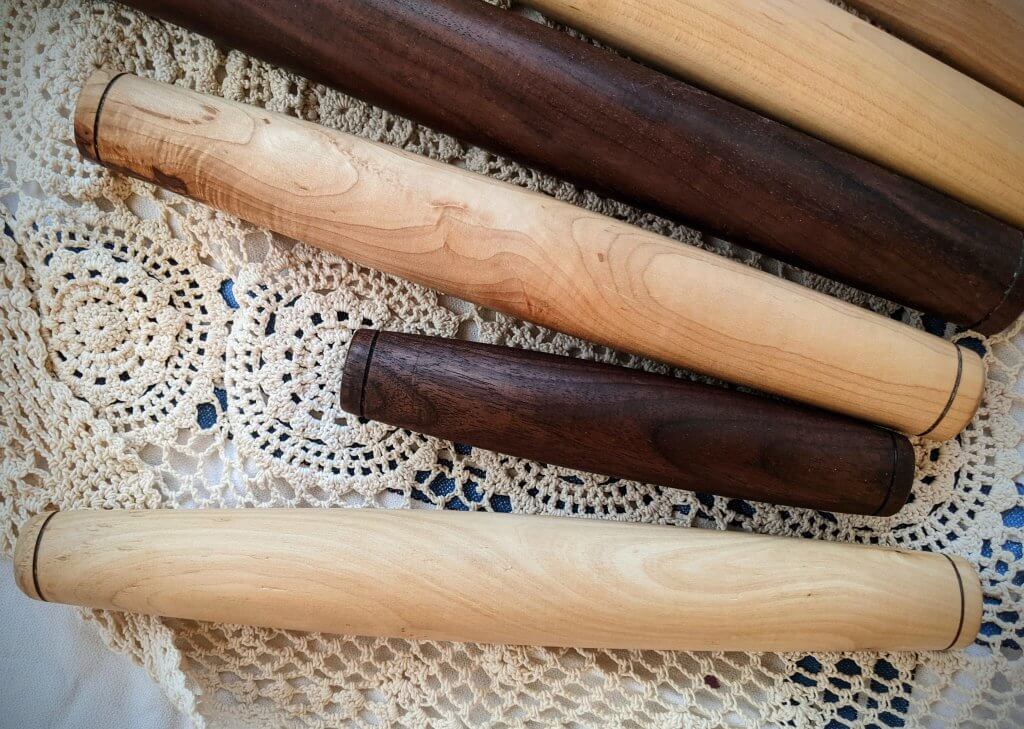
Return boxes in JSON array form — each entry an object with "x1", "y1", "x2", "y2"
[
  {"x1": 116, "y1": 0, "x2": 1024, "y2": 333},
  {"x1": 14, "y1": 509, "x2": 983, "y2": 651},
  {"x1": 74, "y1": 71, "x2": 986, "y2": 439},
  {"x1": 522, "y1": 0, "x2": 1024, "y2": 231},
  {"x1": 846, "y1": 0, "x2": 1024, "y2": 107},
  {"x1": 341, "y1": 329, "x2": 915, "y2": 515}
]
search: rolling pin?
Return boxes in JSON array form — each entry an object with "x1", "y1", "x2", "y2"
[
  {"x1": 845, "y1": 0, "x2": 1024, "y2": 108},
  {"x1": 112, "y1": 0, "x2": 1024, "y2": 333},
  {"x1": 15, "y1": 509, "x2": 982, "y2": 651},
  {"x1": 73, "y1": 71, "x2": 985, "y2": 439},
  {"x1": 518, "y1": 0, "x2": 1024, "y2": 231},
  {"x1": 341, "y1": 329, "x2": 915, "y2": 516}
]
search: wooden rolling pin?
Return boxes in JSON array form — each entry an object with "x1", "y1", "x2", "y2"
[
  {"x1": 14, "y1": 509, "x2": 982, "y2": 651},
  {"x1": 113, "y1": 0, "x2": 1024, "y2": 333},
  {"x1": 341, "y1": 329, "x2": 915, "y2": 516},
  {"x1": 845, "y1": 0, "x2": 1024, "y2": 107},
  {"x1": 519, "y1": 0, "x2": 1024, "y2": 231},
  {"x1": 74, "y1": 71, "x2": 985, "y2": 439}
]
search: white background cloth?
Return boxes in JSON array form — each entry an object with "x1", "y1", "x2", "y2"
[{"x1": 0, "y1": 560, "x2": 189, "y2": 729}]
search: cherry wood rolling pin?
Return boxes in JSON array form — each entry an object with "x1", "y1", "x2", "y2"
[
  {"x1": 113, "y1": 0, "x2": 1024, "y2": 334},
  {"x1": 519, "y1": 0, "x2": 1024, "y2": 231},
  {"x1": 341, "y1": 329, "x2": 915, "y2": 516},
  {"x1": 74, "y1": 71, "x2": 985, "y2": 439},
  {"x1": 14, "y1": 509, "x2": 982, "y2": 651},
  {"x1": 845, "y1": 0, "x2": 1024, "y2": 108}
]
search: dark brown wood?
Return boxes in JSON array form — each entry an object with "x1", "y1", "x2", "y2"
[
  {"x1": 342, "y1": 330, "x2": 915, "y2": 516},
  {"x1": 118, "y1": 0, "x2": 1024, "y2": 334}
]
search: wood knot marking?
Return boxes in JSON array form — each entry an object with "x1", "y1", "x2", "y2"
[
  {"x1": 430, "y1": 200, "x2": 468, "y2": 212},
  {"x1": 152, "y1": 168, "x2": 189, "y2": 196}
]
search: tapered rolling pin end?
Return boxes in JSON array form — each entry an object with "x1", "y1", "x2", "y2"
[
  {"x1": 948, "y1": 554, "x2": 984, "y2": 649},
  {"x1": 74, "y1": 69, "x2": 126, "y2": 164},
  {"x1": 973, "y1": 232, "x2": 1024, "y2": 335},
  {"x1": 877, "y1": 434, "x2": 916, "y2": 517},
  {"x1": 340, "y1": 329, "x2": 380, "y2": 417},
  {"x1": 13, "y1": 511, "x2": 58, "y2": 602},
  {"x1": 925, "y1": 346, "x2": 985, "y2": 441}
]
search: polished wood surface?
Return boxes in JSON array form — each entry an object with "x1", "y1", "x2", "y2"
[
  {"x1": 74, "y1": 71, "x2": 985, "y2": 439},
  {"x1": 521, "y1": 0, "x2": 1024, "y2": 230},
  {"x1": 342, "y1": 329, "x2": 915, "y2": 516},
  {"x1": 846, "y1": 0, "x2": 1024, "y2": 107},
  {"x1": 115, "y1": 0, "x2": 1024, "y2": 333},
  {"x1": 14, "y1": 509, "x2": 983, "y2": 651}
]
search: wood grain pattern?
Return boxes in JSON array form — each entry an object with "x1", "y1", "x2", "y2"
[
  {"x1": 15, "y1": 509, "x2": 983, "y2": 651},
  {"x1": 74, "y1": 71, "x2": 986, "y2": 439},
  {"x1": 846, "y1": 0, "x2": 1024, "y2": 107},
  {"x1": 115, "y1": 0, "x2": 1024, "y2": 333},
  {"x1": 521, "y1": 0, "x2": 1024, "y2": 231},
  {"x1": 342, "y1": 329, "x2": 915, "y2": 516}
]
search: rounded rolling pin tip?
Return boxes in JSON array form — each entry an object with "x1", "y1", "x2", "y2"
[
  {"x1": 948, "y1": 554, "x2": 984, "y2": 649},
  {"x1": 974, "y1": 232, "x2": 1024, "y2": 335},
  {"x1": 73, "y1": 69, "x2": 127, "y2": 164},
  {"x1": 877, "y1": 433, "x2": 916, "y2": 517},
  {"x1": 13, "y1": 511, "x2": 58, "y2": 601},
  {"x1": 925, "y1": 346, "x2": 985, "y2": 441}
]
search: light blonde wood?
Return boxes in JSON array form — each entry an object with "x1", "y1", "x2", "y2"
[
  {"x1": 846, "y1": 0, "x2": 1024, "y2": 107},
  {"x1": 519, "y1": 0, "x2": 1024, "y2": 229},
  {"x1": 74, "y1": 71, "x2": 984, "y2": 439},
  {"x1": 12, "y1": 511, "x2": 57, "y2": 601},
  {"x1": 15, "y1": 509, "x2": 982, "y2": 651}
]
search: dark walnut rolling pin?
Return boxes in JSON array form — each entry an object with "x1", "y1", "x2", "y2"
[
  {"x1": 115, "y1": 0, "x2": 1024, "y2": 333},
  {"x1": 342, "y1": 330, "x2": 915, "y2": 516},
  {"x1": 15, "y1": 509, "x2": 982, "y2": 651},
  {"x1": 74, "y1": 71, "x2": 985, "y2": 439},
  {"x1": 518, "y1": 0, "x2": 1024, "y2": 231}
]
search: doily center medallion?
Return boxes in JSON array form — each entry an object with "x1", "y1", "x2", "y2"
[
  {"x1": 24, "y1": 218, "x2": 229, "y2": 437},
  {"x1": 228, "y1": 273, "x2": 455, "y2": 502}
]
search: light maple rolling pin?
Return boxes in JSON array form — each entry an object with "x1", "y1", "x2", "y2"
[
  {"x1": 74, "y1": 71, "x2": 985, "y2": 439},
  {"x1": 113, "y1": 0, "x2": 1024, "y2": 334},
  {"x1": 14, "y1": 509, "x2": 982, "y2": 651},
  {"x1": 845, "y1": 0, "x2": 1024, "y2": 107},
  {"x1": 519, "y1": 0, "x2": 1024, "y2": 230}
]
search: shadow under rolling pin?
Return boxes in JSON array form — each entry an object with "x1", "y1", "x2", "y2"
[
  {"x1": 341, "y1": 329, "x2": 915, "y2": 516},
  {"x1": 14, "y1": 509, "x2": 982, "y2": 652},
  {"x1": 73, "y1": 71, "x2": 985, "y2": 439}
]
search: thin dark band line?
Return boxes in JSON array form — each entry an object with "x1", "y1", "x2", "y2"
[
  {"x1": 31, "y1": 510, "x2": 59, "y2": 603},
  {"x1": 918, "y1": 346, "x2": 963, "y2": 438},
  {"x1": 941, "y1": 554, "x2": 967, "y2": 651},
  {"x1": 92, "y1": 72, "x2": 132, "y2": 165},
  {"x1": 358, "y1": 330, "x2": 381, "y2": 419},
  {"x1": 871, "y1": 430, "x2": 900, "y2": 517}
]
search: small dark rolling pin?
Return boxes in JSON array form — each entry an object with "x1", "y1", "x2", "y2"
[
  {"x1": 341, "y1": 330, "x2": 916, "y2": 516},
  {"x1": 116, "y1": 0, "x2": 1024, "y2": 333}
]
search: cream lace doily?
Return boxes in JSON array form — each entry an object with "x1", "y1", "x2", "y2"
[{"x1": 1, "y1": 1, "x2": 1023, "y2": 726}]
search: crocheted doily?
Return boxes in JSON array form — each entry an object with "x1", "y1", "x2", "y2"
[{"x1": 2, "y1": 1, "x2": 1022, "y2": 726}]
